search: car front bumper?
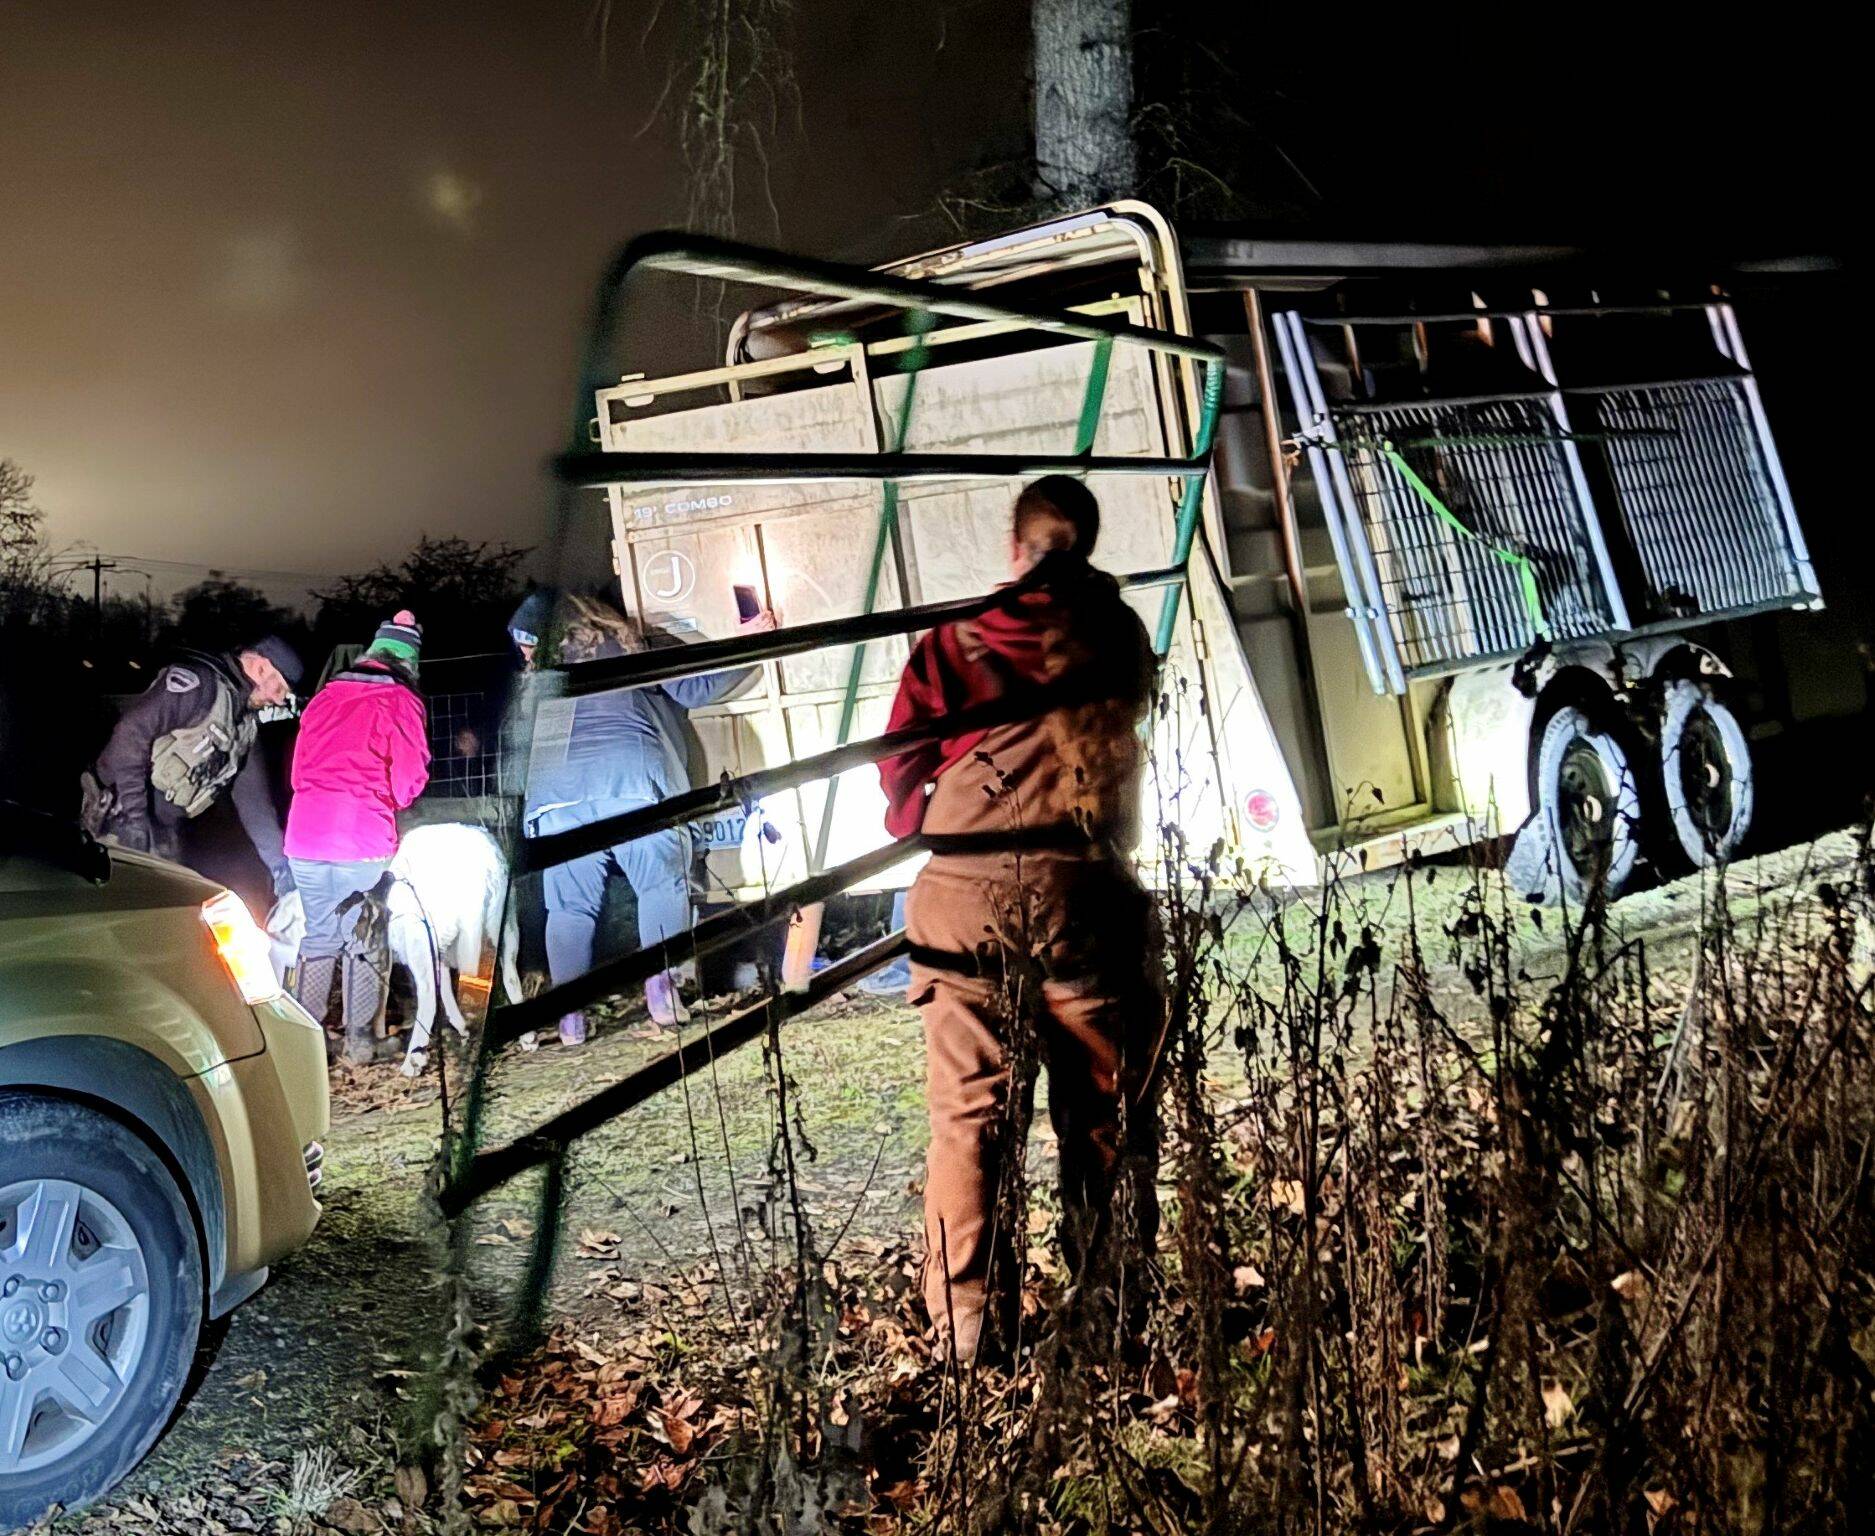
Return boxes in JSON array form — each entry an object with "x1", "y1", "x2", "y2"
[{"x1": 189, "y1": 993, "x2": 331, "y2": 1313}]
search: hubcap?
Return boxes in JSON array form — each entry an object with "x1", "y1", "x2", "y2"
[
  {"x1": 1677, "y1": 708, "x2": 1733, "y2": 846},
  {"x1": 0, "y1": 1179, "x2": 151, "y2": 1475},
  {"x1": 1557, "y1": 737, "x2": 1616, "y2": 875}
]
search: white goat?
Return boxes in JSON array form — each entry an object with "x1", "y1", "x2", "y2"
[{"x1": 388, "y1": 822, "x2": 523, "y2": 1076}]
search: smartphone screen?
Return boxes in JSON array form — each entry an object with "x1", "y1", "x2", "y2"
[{"x1": 733, "y1": 583, "x2": 761, "y2": 621}]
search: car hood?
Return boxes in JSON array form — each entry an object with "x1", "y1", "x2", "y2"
[
  {"x1": 0, "y1": 846, "x2": 224, "y2": 915},
  {"x1": 101, "y1": 848, "x2": 226, "y2": 905}
]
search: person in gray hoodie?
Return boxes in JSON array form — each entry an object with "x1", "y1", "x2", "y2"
[{"x1": 526, "y1": 594, "x2": 774, "y2": 1044}]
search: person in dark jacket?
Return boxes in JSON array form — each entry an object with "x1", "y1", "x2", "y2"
[
  {"x1": 80, "y1": 637, "x2": 302, "y2": 897},
  {"x1": 501, "y1": 588, "x2": 554, "y2": 801},
  {"x1": 526, "y1": 594, "x2": 774, "y2": 1045}
]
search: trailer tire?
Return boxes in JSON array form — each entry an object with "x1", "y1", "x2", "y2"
[
  {"x1": 1658, "y1": 680, "x2": 1753, "y2": 868},
  {"x1": 1530, "y1": 705, "x2": 1642, "y2": 905}
]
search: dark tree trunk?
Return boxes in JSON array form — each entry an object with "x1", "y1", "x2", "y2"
[{"x1": 1031, "y1": 0, "x2": 1135, "y2": 208}]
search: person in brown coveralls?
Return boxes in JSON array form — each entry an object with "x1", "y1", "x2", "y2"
[{"x1": 879, "y1": 475, "x2": 1165, "y2": 1362}]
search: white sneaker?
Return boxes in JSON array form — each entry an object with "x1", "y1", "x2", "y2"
[{"x1": 646, "y1": 973, "x2": 691, "y2": 1029}]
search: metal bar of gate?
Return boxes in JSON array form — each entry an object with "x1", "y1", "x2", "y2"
[
  {"x1": 557, "y1": 560, "x2": 1186, "y2": 697},
  {"x1": 599, "y1": 231, "x2": 1226, "y2": 364},
  {"x1": 488, "y1": 835, "x2": 925, "y2": 1047},
  {"x1": 554, "y1": 449, "x2": 1205, "y2": 490},
  {"x1": 517, "y1": 666, "x2": 1161, "y2": 876}
]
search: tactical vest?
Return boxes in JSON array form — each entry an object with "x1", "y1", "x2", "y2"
[{"x1": 148, "y1": 658, "x2": 256, "y2": 818}]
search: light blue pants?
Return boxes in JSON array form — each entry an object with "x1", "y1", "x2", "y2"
[
  {"x1": 290, "y1": 856, "x2": 392, "y2": 960},
  {"x1": 535, "y1": 803, "x2": 691, "y2": 991}
]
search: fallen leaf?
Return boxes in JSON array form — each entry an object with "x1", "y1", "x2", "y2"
[
  {"x1": 322, "y1": 1496, "x2": 377, "y2": 1534},
  {"x1": 1145, "y1": 1393, "x2": 1182, "y2": 1426},
  {"x1": 395, "y1": 1464, "x2": 428, "y2": 1510},
  {"x1": 662, "y1": 1409, "x2": 698, "y2": 1454},
  {"x1": 1542, "y1": 1379, "x2": 1574, "y2": 1428},
  {"x1": 1267, "y1": 1179, "x2": 1307, "y2": 1215},
  {"x1": 1611, "y1": 1269, "x2": 1651, "y2": 1303},
  {"x1": 594, "y1": 1385, "x2": 643, "y2": 1425}
]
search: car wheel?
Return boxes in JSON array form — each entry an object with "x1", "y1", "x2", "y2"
[
  {"x1": 0, "y1": 1094, "x2": 203, "y2": 1529},
  {"x1": 1532, "y1": 705, "x2": 1642, "y2": 905},
  {"x1": 1658, "y1": 680, "x2": 1754, "y2": 868}
]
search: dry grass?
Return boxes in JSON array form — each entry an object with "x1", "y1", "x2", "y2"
[{"x1": 429, "y1": 801, "x2": 1875, "y2": 1534}]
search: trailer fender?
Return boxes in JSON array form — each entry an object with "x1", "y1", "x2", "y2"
[
  {"x1": 1437, "y1": 666, "x2": 1538, "y2": 832},
  {"x1": 1614, "y1": 636, "x2": 1732, "y2": 690}
]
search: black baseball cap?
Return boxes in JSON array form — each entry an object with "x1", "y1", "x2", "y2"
[{"x1": 246, "y1": 635, "x2": 305, "y2": 688}]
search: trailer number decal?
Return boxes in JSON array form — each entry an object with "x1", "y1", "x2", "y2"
[{"x1": 697, "y1": 813, "x2": 747, "y2": 848}]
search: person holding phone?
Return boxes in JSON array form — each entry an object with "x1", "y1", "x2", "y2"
[{"x1": 526, "y1": 592, "x2": 776, "y2": 1043}]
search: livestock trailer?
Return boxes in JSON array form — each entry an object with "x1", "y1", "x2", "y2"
[{"x1": 585, "y1": 203, "x2": 1820, "y2": 904}]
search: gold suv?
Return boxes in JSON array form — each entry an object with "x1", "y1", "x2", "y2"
[{"x1": 0, "y1": 801, "x2": 329, "y2": 1526}]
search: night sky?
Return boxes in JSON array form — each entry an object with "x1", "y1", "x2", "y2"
[
  {"x1": 2, "y1": 3, "x2": 1848, "y2": 603},
  {"x1": 0, "y1": 1, "x2": 1028, "y2": 599}
]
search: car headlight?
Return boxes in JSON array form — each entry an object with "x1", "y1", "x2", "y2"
[{"x1": 202, "y1": 890, "x2": 286, "y2": 1005}]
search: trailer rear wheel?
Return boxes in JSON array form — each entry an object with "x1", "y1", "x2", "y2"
[
  {"x1": 1532, "y1": 705, "x2": 1642, "y2": 904},
  {"x1": 1659, "y1": 680, "x2": 1753, "y2": 867}
]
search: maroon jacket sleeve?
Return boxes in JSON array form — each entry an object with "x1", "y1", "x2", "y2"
[
  {"x1": 879, "y1": 634, "x2": 950, "y2": 839},
  {"x1": 384, "y1": 686, "x2": 432, "y2": 809}
]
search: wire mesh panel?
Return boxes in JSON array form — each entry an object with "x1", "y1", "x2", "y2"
[
  {"x1": 1331, "y1": 397, "x2": 1621, "y2": 673},
  {"x1": 424, "y1": 688, "x2": 507, "y2": 800},
  {"x1": 1580, "y1": 377, "x2": 1816, "y2": 622}
]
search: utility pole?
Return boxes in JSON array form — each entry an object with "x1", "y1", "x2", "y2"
[
  {"x1": 79, "y1": 553, "x2": 117, "y2": 643},
  {"x1": 80, "y1": 553, "x2": 117, "y2": 611}
]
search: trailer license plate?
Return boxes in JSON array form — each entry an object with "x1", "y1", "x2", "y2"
[{"x1": 697, "y1": 812, "x2": 747, "y2": 848}]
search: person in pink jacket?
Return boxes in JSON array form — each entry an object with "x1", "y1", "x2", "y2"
[{"x1": 286, "y1": 611, "x2": 431, "y2": 1063}]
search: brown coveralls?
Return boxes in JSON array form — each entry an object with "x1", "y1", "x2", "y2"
[{"x1": 906, "y1": 701, "x2": 1165, "y2": 1350}]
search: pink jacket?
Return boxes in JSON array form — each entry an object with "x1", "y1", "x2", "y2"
[{"x1": 284, "y1": 659, "x2": 430, "y2": 862}]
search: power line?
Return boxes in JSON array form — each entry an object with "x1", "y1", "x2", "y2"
[{"x1": 64, "y1": 553, "x2": 334, "y2": 584}]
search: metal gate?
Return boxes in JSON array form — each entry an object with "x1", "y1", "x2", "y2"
[{"x1": 437, "y1": 230, "x2": 1225, "y2": 1273}]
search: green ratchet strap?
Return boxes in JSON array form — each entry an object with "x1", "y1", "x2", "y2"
[
  {"x1": 1377, "y1": 440, "x2": 1551, "y2": 639},
  {"x1": 810, "y1": 327, "x2": 1120, "y2": 871}
]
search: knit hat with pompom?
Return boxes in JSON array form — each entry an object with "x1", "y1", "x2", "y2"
[{"x1": 369, "y1": 610, "x2": 423, "y2": 661}]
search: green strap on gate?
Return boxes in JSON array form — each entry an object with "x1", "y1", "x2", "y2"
[
  {"x1": 1151, "y1": 358, "x2": 1226, "y2": 656},
  {"x1": 1073, "y1": 335, "x2": 1114, "y2": 456},
  {"x1": 1378, "y1": 440, "x2": 1552, "y2": 640},
  {"x1": 807, "y1": 314, "x2": 933, "y2": 874}
]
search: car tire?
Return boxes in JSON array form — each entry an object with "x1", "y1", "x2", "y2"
[
  {"x1": 0, "y1": 1094, "x2": 204, "y2": 1529},
  {"x1": 1658, "y1": 680, "x2": 1754, "y2": 868},
  {"x1": 1530, "y1": 704, "x2": 1643, "y2": 905}
]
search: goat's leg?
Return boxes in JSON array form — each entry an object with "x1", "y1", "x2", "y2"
[{"x1": 440, "y1": 960, "x2": 472, "y2": 1037}]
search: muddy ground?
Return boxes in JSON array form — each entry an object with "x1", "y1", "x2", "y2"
[{"x1": 54, "y1": 826, "x2": 1863, "y2": 1534}]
